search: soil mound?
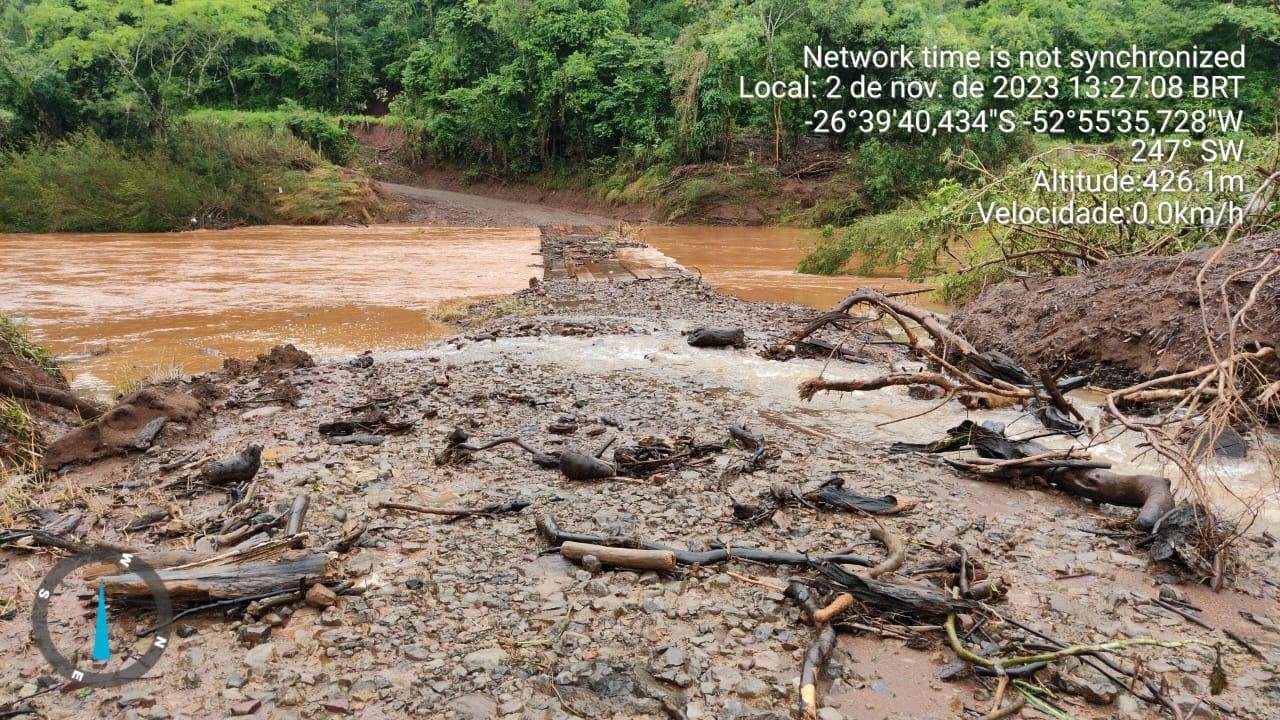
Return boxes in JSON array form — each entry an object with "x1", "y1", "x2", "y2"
[
  {"x1": 41, "y1": 386, "x2": 205, "y2": 469},
  {"x1": 222, "y1": 343, "x2": 314, "y2": 381},
  {"x1": 952, "y1": 233, "x2": 1280, "y2": 382}
]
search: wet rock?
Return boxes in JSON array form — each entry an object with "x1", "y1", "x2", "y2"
[
  {"x1": 243, "y1": 643, "x2": 276, "y2": 673},
  {"x1": 687, "y1": 327, "x2": 746, "y2": 348},
  {"x1": 1189, "y1": 425, "x2": 1247, "y2": 459},
  {"x1": 464, "y1": 647, "x2": 509, "y2": 672},
  {"x1": 117, "y1": 688, "x2": 155, "y2": 708},
  {"x1": 305, "y1": 583, "x2": 338, "y2": 608},
  {"x1": 449, "y1": 692, "x2": 497, "y2": 719},
  {"x1": 239, "y1": 623, "x2": 272, "y2": 644}
]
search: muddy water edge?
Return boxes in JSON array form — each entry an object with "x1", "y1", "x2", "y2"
[{"x1": 2, "y1": 226, "x2": 1277, "y2": 720}]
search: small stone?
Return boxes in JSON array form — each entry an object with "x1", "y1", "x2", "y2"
[
  {"x1": 662, "y1": 646, "x2": 687, "y2": 668},
  {"x1": 323, "y1": 697, "x2": 352, "y2": 715},
  {"x1": 117, "y1": 688, "x2": 155, "y2": 708},
  {"x1": 463, "y1": 647, "x2": 509, "y2": 672},
  {"x1": 225, "y1": 673, "x2": 247, "y2": 689},
  {"x1": 244, "y1": 643, "x2": 276, "y2": 673},
  {"x1": 585, "y1": 579, "x2": 610, "y2": 597},
  {"x1": 734, "y1": 676, "x2": 768, "y2": 698},
  {"x1": 403, "y1": 645, "x2": 432, "y2": 661},
  {"x1": 581, "y1": 555, "x2": 603, "y2": 574},
  {"x1": 305, "y1": 583, "x2": 338, "y2": 608},
  {"x1": 448, "y1": 692, "x2": 496, "y2": 719},
  {"x1": 1158, "y1": 585, "x2": 1190, "y2": 605},
  {"x1": 239, "y1": 623, "x2": 272, "y2": 644},
  {"x1": 818, "y1": 708, "x2": 845, "y2": 720},
  {"x1": 175, "y1": 623, "x2": 198, "y2": 638}
]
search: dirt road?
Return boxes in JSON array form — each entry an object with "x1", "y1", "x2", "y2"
[{"x1": 382, "y1": 181, "x2": 617, "y2": 227}]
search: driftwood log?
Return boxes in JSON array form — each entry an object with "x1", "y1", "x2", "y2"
[
  {"x1": 687, "y1": 326, "x2": 746, "y2": 348},
  {"x1": 97, "y1": 554, "x2": 331, "y2": 600},
  {"x1": 538, "y1": 515, "x2": 873, "y2": 569},
  {"x1": 906, "y1": 420, "x2": 1175, "y2": 530},
  {"x1": 560, "y1": 541, "x2": 676, "y2": 570}
]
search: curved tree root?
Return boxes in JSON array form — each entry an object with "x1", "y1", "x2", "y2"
[
  {"x1": 0, "y1": 372, "x2": 103, "y2": 418},
  {"x1": 811, "y1": 529, "x2": 905, "y2": 623}
]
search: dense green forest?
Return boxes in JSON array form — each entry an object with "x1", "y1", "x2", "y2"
[{"x1": 2, "y1": 0, "x2": 1278, "y2": 283}]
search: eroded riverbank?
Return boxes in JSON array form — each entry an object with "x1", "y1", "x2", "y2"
[{"x1": 2, "y1": 228, "x2": 1278, "y2": 720}]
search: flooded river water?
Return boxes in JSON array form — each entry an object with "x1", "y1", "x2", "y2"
[
  {"x1": 636, "y1": 226, "x2": 945, "y2": 311},
  {"x1": 1, "y1": 223, "x2": 934, "y2": 394},
  {"x1": 0, "y1": 225, "x2": 541, "y2": 394}
]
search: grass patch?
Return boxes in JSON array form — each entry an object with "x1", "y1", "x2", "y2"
[
  {"x1": 424, "y1": 295, "x2": 536, "y2": 326},
  {"x1": 0, "y1": 396, "x2": 41, "y2": 527},
  {"x1": 608, "y1": 162, "x2": 780, "y2": 222},
  {"x1": 273, "y1": 167, "x2": 386, "y2": 225},
  {"x1": 797, "y1": 135, "x2": 1277, "y2": 304},
  {"x1": 186, "y1": 105, "x2": 357, "y2": 164},
  {"x1": 109, "y1": 363, "x2": 185, "y2": 400}
]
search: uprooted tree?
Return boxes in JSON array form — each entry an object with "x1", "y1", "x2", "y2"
[{"x1": 792, "y1": 227, "x2": 1278, "y2": 589}]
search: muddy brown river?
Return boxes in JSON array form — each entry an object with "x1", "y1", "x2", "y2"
[
  {"x1": 0, "y1": 225, "x2": 541, "y2": 393},
  {"x1": 1, "y1": 223, "x2": 930, "y2": 395}
]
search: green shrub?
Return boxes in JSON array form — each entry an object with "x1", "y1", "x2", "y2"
[
  {"x1": 0, "y1": 132, "x2": 210, "y2": 232},
  {"x1": 184, "y1": 105, "x2": 356, "y2": 164}
]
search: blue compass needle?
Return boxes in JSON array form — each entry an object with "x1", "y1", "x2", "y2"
[{"x1": 92, "y1": 579, "x2": 110, "y2": 662}]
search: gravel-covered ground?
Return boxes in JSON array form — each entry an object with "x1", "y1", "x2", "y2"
[{"x1": 2, "y1": 229, "x2": 1278, "y2": 720}]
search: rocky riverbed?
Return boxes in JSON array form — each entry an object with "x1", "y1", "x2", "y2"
[{"x1": 2, "y1": 229, "x2": 1278, "y2": 720}]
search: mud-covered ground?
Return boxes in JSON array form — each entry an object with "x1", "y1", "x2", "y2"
[
  {"x1": 2, "y1": 231, "x2": 1279, "y2": 720},
  {"x1": 953, "y1": 233, "x2": 1280, "y2": 383}
]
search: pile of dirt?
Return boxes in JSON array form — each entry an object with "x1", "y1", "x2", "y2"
[
  {"x1": 40, "y1": 386, "x2": 205, "y2": 469},
  {"x1": 953, "y1": 233, "x2": 1280, "y2": 383},
  {"x1": 221, "y1": 343, "x2": 314, "y2": 382}
]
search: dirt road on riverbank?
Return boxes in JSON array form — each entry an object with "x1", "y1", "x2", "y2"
[{"x1": 382, "y1": 181, "x2": 618, "y2": 227}]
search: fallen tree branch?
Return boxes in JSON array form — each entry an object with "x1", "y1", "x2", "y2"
[
  {"x1": 375, "y1": 499, "x2": 531, "y2": 518},
  {"x1": 945, "y1": 613, "x2": 1203, "y2": 670},
  {"x1": 538, "y1": 515, "x2": 873, "y2": 568},
  {"x1": 560, "y1": 541, "x2": 676, "y2": 570}
]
